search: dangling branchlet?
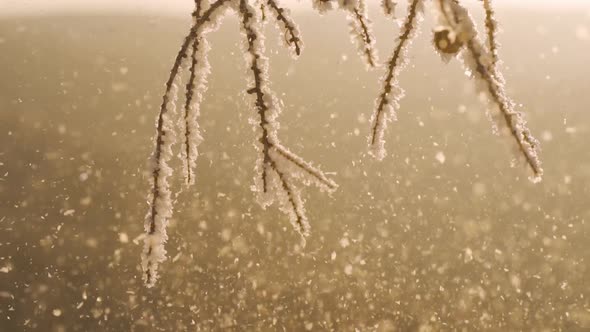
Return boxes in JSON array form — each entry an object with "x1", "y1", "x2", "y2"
[
  {"x1": 368, "y1": 0, "x2": 542, "y2": 181},
  {"x1": 142, "y1": 0, "x2": 336, "y2": 288},
  {"x1": 311, "y1": 0, "x2": 379, "y2": 69},
  {"x1": 265, "y1": 0, "x2": 302, "y2": 57},
  {"x1": 237, "y1": 0, "x2": 337, "y2": 239},
  {"x1": 348, "y1": 0, "x2": 379, "y2": 68},
  {"x1": 369, "y1": 0, "x2": 424, "y2": 160},
  {"x1": 141, "y1": 0, "x2": 235, "y2": 288},
  {"x1": 433, "y1": 0, "x2": 542, "y2": 181}
]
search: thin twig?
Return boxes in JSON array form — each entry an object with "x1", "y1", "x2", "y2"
[
  {"x1": 369, "y1": 0, "x2": 422, "y2": 159},
  {"x1": 143, "y1": 0, "x2": 232, "y2": 287},
  {"x1": 182, "y1": 37, "x2": 200, "y2": 185},
  {"x1": 266, "y1": 0, "x2": 302, "y2": 56},
  {"x1": 482, "y1": 0, "x2": 498, "y2": 68},
  {"x1": 440, "y1": 0, "x2": 542, "y2": 178},
  {"x1": 352, "y1": 6, "x2": 377, "y2": 67},
  {"x1": 272, "y1": 144, "x2": 337, "y2": 190}
]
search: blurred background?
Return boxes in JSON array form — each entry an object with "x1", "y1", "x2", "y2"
[{"x1": 1, "y1": 1, "x2": 589, "y2": 331}]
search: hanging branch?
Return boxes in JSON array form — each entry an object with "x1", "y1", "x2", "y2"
[
  {"x1": 141, "y1": 0, "x2": 234, "y2": 288},
  {"x1": 369, "y1": 0, "x2": 424, "y2": 160},
  {"x1": 142, "y1": 0, "x2": 336, "y2": 288},
  {"x1": 482, "y1": 0, "x2": 499, "y2": 69},
  {"x1": 180, "y1": 0, "x2": 210, "y2": 186},
  {"x1": 367, "y1": 0, "x2": 542, "y2": 181},
  {"x1": 348, "y1": 1, "x2": 378, "y2": 68},
  {"x1": 238, "y1": 0, "x2": 337, "y2": 238},
  {"x1": 266, "y1": 0, "x2": 303, "y2": 57},
  {"x1": 434, "y1": 0, "x2": 542, "y2": 180},
  {"x1": 311, "y1": 0, "x2": 378, "y2": 68}
]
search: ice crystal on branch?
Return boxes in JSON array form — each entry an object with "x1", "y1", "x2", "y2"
[
  {"x1": 141, "y1": 0, "x2": 336, "y2": 287},
  {"x1": 369, "y1": 0, "x2": 424, "y2": 160}
]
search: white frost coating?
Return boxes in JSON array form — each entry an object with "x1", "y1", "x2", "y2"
[
  {"x1": 312, "y1": 0, "x2": 378, "y2": 68},
  {"x1": 368, "y1": 0, "x2": 424, "y2": 160},
  {"x1": 368, "y1": 87, "x2": 404, "y2": 161},
  {"x1": 238, "y1": 0, "x2": 336, "y2": 241},
  {"x1": 441, "y1": 0, "x2": 543, "y2": 181},
  {"x1": 179, "y1": 37, "x2": 211, "y2": 186},
  {"x1": 141, "y1": 0, "x2": 233, "y2": 288},
  {"x1": 142, "y1": 82, "x2": 179, "y2": 288},
  {"x1": 266, "y1": 0, "x2": 303, "y2": 58},
  {"x1": 271, "y1": 145, "x2": 338, "y2": 193},
  {"x1": 345, "y1": 1, "x2": 378, "y2": 69}
]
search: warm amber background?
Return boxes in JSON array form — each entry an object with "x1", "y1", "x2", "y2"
[{"x1": 0, "y1": 4, "x2": 589, "y2": 331}]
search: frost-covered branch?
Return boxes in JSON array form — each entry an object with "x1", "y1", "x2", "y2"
[
  {"x1": 272, "y1": 145, "x2": 337, "y2": 191},
  {"x1": 368, "y1": 0, "x2": 423, "y2": 160},
  {"x1": 180, "y1": 0, "x2": 208, "y2": 186},
  {"x1": 238, "y1": 0, "x2": 337, "y2": 239},
  {"x1": 142, "y1": 0, "x2": 336, "y2": 288},
  {"x1": 434, "y1": 0, "x2": 542, "y2": 180},
  {"x1": 348, "y1": 2, "x2": 378, "y2": 68},
  {"x1": 142, "y1": 0, "x2": 233, "y2": 288},
  {"x1": 482, "y1": 0, "x2": 499, "y2": 69},
  {"x1": 366, "y1": 0, "x2": 541, "y2": 180},
  {"x1": 266, "y1": 0, "x2": 302, "y2": 57},
  {"x1": 180, "y1": 2, "x2": 211, "y2": 186}
]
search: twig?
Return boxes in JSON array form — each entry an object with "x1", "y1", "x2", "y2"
[
  {"x1": 266, "y1": 0, "x2": 302, "y2": 57},
  {"x1": 482, "y1": 0, "x2": 499, "y2": 69},
  {"x1": 439, "y1": 0, "x2": 542, "y2": 179},
  {"x1": 369, "y1": 0, "x2": 423, "y2": 160},
  {"x1": 142, "y1": 0, "x2": 233, "y2": 288}
]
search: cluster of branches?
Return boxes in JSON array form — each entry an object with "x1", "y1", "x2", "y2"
[{"x1": 141, "y1": 0, "x2": 543, "y2": 287}]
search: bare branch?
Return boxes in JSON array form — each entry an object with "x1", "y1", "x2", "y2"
[
  {"x1": 141, "y1": 0, "x2": 542, "y2": 289},
  {"x1": 180, "y1": 36, "x2": 210, "y2": 187},
  {"x1": 239, "y1": 0, "x2": 335, "y2": 239},
  {"x1": 272, "y1": 144, "x2": 338, "y2": 191},
  {"x1": 349, "y1": 3, "x2": 378, "y2": 68}
]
